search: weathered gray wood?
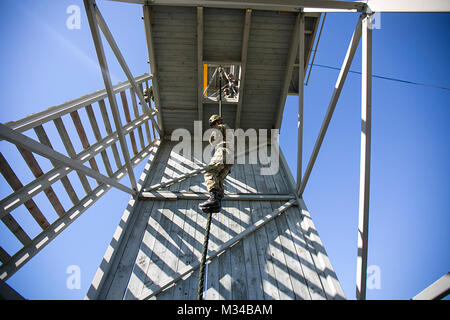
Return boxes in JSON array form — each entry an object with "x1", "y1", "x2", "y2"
[
  {"x1": 138, "y1": 200, "x2": 296, "y2": 300},
  {"x1": 34, "y1": 124, "x2": 81, "y2": 204},
  {"x1": 229, "y1": 201, "x2": 248, "y2": 299},
  {"x1": 17, "y1": 146, "x2": 66, "y2": 217},
  {"x1": 197, "y1": 7, "x2": 204, "y2": 121},
  {"x1": 129, "y1": 87, "x2": 145, "y2": 149},
  {"x1": 239, "y1": 200, "x2": 264, "y2": 299},
  {"x1": 1, "y1": 142, "x2": 155, "y2": 281},
  {"x1": 101, "y1": 144, "x2": 161, "y2": 300},
  {"x1": 234, "y1": 9, "x2": 252, "y2": 128},
  {"x1": 120, "y1": 91, "x2": 138, "y2": 156},
  {"x1": 97, "y1": 99, "x2": 122, "y2": 170},
  {"x1": 70, "y1": 110, "x2": 102, "y2": 185},
  {"x1": 3, "y1": 74, "x2": 151, "y2": 134},
  {"x1": 85, "y1": 104, "x2": 114, "y2": 177},
  {"x1": 0, "y1": 152, "x2": 50, "y2": 230},
  {"x1": 271, "y1": 200, "x2": 311, "y2": 299},
  {"x1": 143, "y1": 5, "x2": 165, "y2": 135},
  {"x1": 217, "y1": 201, "x2": 232, "y2": 299},
  {"x1": 53, "y1": 118, "x2": 93, "y2": 194}
]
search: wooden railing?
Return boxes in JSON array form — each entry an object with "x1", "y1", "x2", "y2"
[{"x1": 0, "y1": 74, "x2": 160, "y2": 280}]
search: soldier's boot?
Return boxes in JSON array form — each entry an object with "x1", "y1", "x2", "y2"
[{"x1": 199, "y1": 189, "x2": 221, "y2": 210}]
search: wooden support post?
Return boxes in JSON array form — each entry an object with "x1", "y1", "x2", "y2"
[
  {"x1": 275, "y1": 13, "x2": 300, "y2": 130},
  {"x1": 143, "y1": 4, "x2": 165, "y2": 135},
  {"x1": 298, "y1": 14, "x2": 363, "y2": 196},
  {"x1": 84, "y1": 0, "x2": 138, "y2": 191},
  {"x1": 297, "y1": 13, "x2": 305, "y2": 190},
  {"x1": 197, "y1": 7, "x2": 204, "y2": 121},
  {"x1": 234, "y1": 9, "x2": 252, "y2": 128},
  {"x1": 356, "y1": 13, "x2": 372, "y2": 301},
  {"x1": 94, "y1": 4, "x2": 162, "y2": 136}
]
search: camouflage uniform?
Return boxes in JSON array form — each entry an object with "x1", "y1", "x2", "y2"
[{"x1": 204, "y1": 123, "x2": 233, "y2": 198}]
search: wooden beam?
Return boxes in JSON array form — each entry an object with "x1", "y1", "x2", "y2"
[
  {"x1": 85, "y1": 104, "x2": 114, "y2": 177},
  {"x1": 70, "y1": 110, "x2": 102, "y2": 185},
  {"x1": 197, "y1": 7, "x2": 204, "y2": 121},
  {"x1": 34, "y1": 124, "x2": 81, "y2": 204},
  {"x1": 0, "y1": 115, "x2": 148, "y2": 218},
  {"x1": 275, "y1": 13, "x2": 300, "y2": 130},
  {"x1": 0, "y1": 123, "x2": 136, "y2": 197},
  {"x1": 84, "y1": 0, "x2": 138, "y2": 190},
  {"x1": 94, "y1": 4, "x2": 162, "y2": 136},
  {"x1": 0, "y1": 142, "x2": 158, "y2": 281},
  {"x1": 108, "y1": 0, "x2": 366, "y2": 12},
  {"x1": 138, "y1": 199, "x2": 297, "y2": 300},
  {"x1": 17, "y1": 146, "x2": 66, "y2": 217},
  {"x1": 413, "y1": 273, "x2": 450, "y2": 300},
  {"x1": 297, "y1": 14, "x2": 305, "y2": 190},
  {"x1": 234, "y1": 9, "x2": 252, "y2": 129},
  {"x1": 0, "y1": 152, "x2": 50, "y2": 230},
  {"x1": 298, "y1": 14, "x2": 363, "y2": 196},
  {"x1": 356, "y1": 13, "x2": 372, "y2": 301},
  {"x1": 120, "y1": 91, "x2": 139, "y2": 156},
  {"x1": 143, "y1": 5, "x2": 165, "y2": 135},
  {"x1": 140, "y1": 190, "x2": 295, "y2": 201},
  {"x1": 4, "y1": 74, "x2": 151, "y2": 134}
]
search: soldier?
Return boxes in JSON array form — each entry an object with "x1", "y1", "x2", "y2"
[
  {"x1": 143, "y1": 86, "x2": 154, "y2": 103},
  {"x1": 199, "y1": 114, "x2": 234, "y2": 213}
]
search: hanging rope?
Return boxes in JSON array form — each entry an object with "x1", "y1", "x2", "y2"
[{"x1": 197, "y1": 211, "x2": 213, "y2": 300}]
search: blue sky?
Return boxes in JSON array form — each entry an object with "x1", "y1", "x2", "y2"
[{"x1": 0, "y1": 1, "x2": 448, "y2": 300}]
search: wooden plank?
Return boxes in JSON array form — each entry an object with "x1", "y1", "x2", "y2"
[
  {"x1": 0, "y1": 247, "x2": 10, "y2": 264},
  {"x1": 138, "y1": 200, "x2": 297, "y2": 300},
  {"x1": 70, "y1": 110, "x2": 102, "y2": 184},
  {"x1": 1, "y1": 212, "x2": 32, "y2": 247},
  {"x1": 0, "y1": 123, "x2": 135, "y2": 197},
  {"x1": 53, "y1": 118, "x2": 92, "y2": 194},
  {"x1": 140, "y1": 82, "x2": 154, "y2": 142},
  {"x1": 85, "y1": 105, "x2": 114, "y2": 177},
  {"x1": 98, "y1": 99, "x2": 122, "y2": 170},
  {"x1": 229, "y1": 201, "x2": 248, "y2": 299},
  {"x1": 129, "y1": 88, "x2": 145, "y2": 149},
  {"x1": 0, "y1": 152, "x2": 50, "y2": 229},
  {"x1": 283, "y1": 205, "x2": 326, "y2": 300},
  {"x1": 235, "y1": 9, "x2": 252, "y2": 128},
  {"x1": 197, "y1": 7, "x2": 204, "y2": 121},
  {"x1": 120, "y1": 91, "x2": 138, "y2": 156},
  {"x1": 217, "y1": 201, "x2": 232, "y2": 299},
  {"x1": 172, "y1": 200, "x2": 199, "y2": 299},
  {"x1": 101, "y1": 144, "x2": 160, "y2": 299},
  {"x1": 1, "y1": 143, "x2": 155, "y2": 281},
  {"x1": 4, "y1": 74, "x2": 152, "y2": 134},
  {"x1": 16, "y1": 146, "x2": 66, "y2": 217},
  {"x1": 155, "y1": 199, "x2": 189, "y2": 300},
  {"x1": 271, "y1": 200, "x2": 310, "y2": 299},
  {"x1": 259, "y1": 199, "x2": 295, "y2": 299},
  {"x1": 34, "y1": 124, "x2": 80, "y2": 204},
  {"x1": 143, "y1": 5, "x2": 165, "y2": 135},
  {"x1": 238, "y1": 200, "x2": 264, "y2": 299}
]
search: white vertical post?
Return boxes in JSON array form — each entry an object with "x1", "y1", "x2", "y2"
[
  {"x1": 297, "y1": 13, "x2": 305, "y2": 190},
  {"x1": 83, "y1": 0, "x2": 137, "y2": 190},
  {"x1": 356, "y1": 13, "x2": 373, "y2": 301}
]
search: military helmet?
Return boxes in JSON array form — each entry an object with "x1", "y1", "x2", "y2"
[{"x1": 209, "y1": 114, "x2": 222, "y2": 127}]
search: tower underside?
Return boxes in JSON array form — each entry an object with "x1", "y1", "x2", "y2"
[{"x1": 87, "y1": 140, "x2": 344, "y2": 300}]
